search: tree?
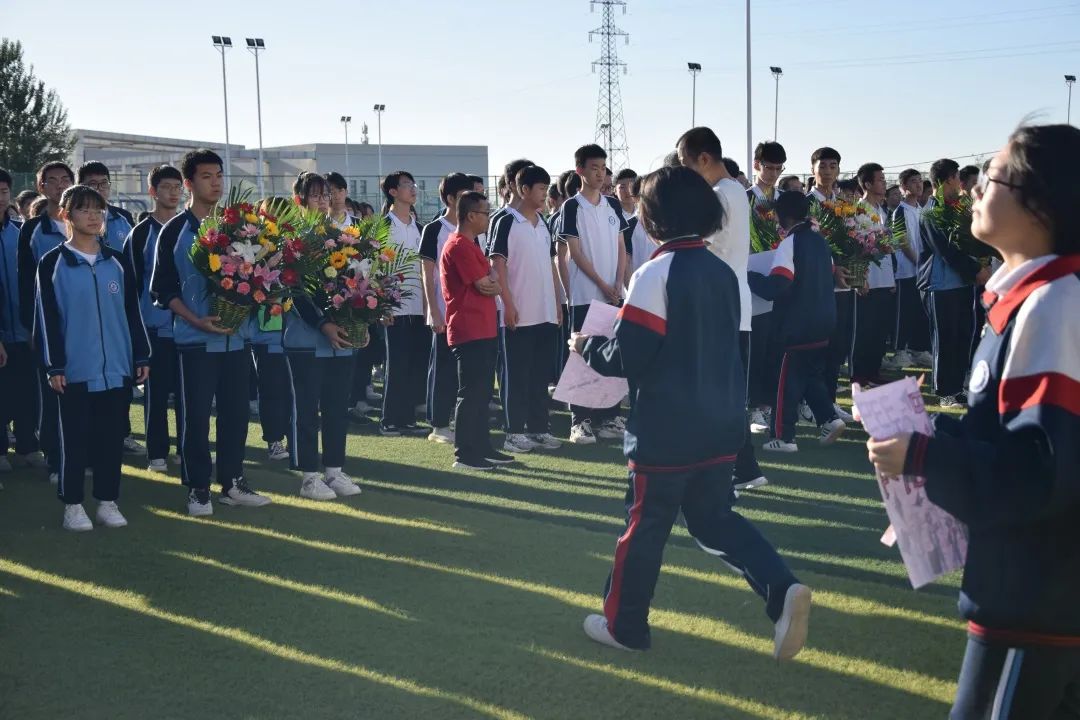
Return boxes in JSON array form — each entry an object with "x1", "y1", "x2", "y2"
[{"x1": 0, "y1": 39, "x2": 74, "y2": 172}]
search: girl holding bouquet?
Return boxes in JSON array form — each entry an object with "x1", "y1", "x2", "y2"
[{"x1": 283, "y1": 173, "x2": 363, "y2": 500}]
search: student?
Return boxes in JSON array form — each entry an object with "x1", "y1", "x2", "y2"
[
  {"x1": 0, "y1": 167, "x2": 48, "y2": 472},
  {"x1": 282, "y1": 177, "x2": 363, "y2": 501},
  {"x1": 15, "y1": 191, "x2": 39, "y2": 222},
  {"x1": 957, "y1": 164, "x2": 980, "y2": 199},
  {"x1": 467, "y1": 175, "x2": 486, "y2": 195},
  {"x1": 490, "y1": 165, "x2": 563, "y2": 453},
  {"x1": 17, "y1": 161, "x2": 74, "y2": 481},
  {"x1": 36, "y1": 185, "x2": 150, "y2": 531},
  {"x1": 851, "y1": 163, "x2": 895, "y2": 386},
  {"x1": 918, "y1": 159, "x2": 992, "y2": 407},
  {"x1": 887, "y1": 169, "x2": 932, "y2": 369},
  {"x1": 808, "y1": 147, "x2": 856, "y2": 424},
  {"x1": 573, "y1": 166, "x2": 811, "y2": 659},
  {"x1": 601, "y1": 167, "x2": 614, "y2": 197},
  {"x1": 558, "y1": 144, "x2": 629, "y2": 445},
  {"x1": 546, "y1": 182, "x2": 565, "y2": 218},
  {"x1": 355, "y1": 202, "x2": 375, "y2": 220},
  {"x1": 380, "y1": 170, "x2": 429, "y2": 436},
  {"x1": 867, "y1": 123, "x2": 1080, "y2": 720},
  {"x1": 613, "y1": 169, "x2": 639, "y2": 286},
  {"x1": 677, "y1": 127, "x2": 765, "y2": 489},
  {"x1": 77, "y1": 161, "x2": 135, "y2": 251},
  {"x1": 151, "y1": 148, "x2": 271, "y2": 515},
  {"x1": 885, "y1": 184, "x2": 902, "y2": 214},
  {"x1": 125, "y1": 165, "x2": 184, "y2": 472},
  {"x1": 624, "y1": 177, "x2": 653, "y2": 276},
  {"x1": 420, "y1": 173, "x2": 472, "y2": 444},
  {"x1": 749, "y1": 141, "x2": 785, "y2": 205},
  {"x1": 748, "y1": 191, "x2": 845, "y2": 452},
  {"x1": 325, "y1": 171, "x2": 353, "y2": 230},
  {"x1": 440, "y1": 191, "x2": 512, "y2": 470},
  {"x1": 779, "y1": 175, "x2": 804, "y2": 193},
  {"x1": 920, "y1": 179, "x2": 934, "y2": 207}
]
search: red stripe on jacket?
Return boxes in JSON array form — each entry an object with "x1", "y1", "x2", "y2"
[
  {"x1": 998, "y1": 372, "x2": 1080, "y2": 417},
  {"x1": 969, "y1": 621, "x2": 1080, "y2": 648},
  {"x1": 987, "y1": 255, "x2": 1080, "y2": 333},
  {"x1": 618, "y1": 304, "x2": 667, "y2": 336}
]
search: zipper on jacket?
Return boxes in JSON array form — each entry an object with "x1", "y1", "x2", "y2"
[{"x1": 89, "y1": 263, "x2": 109, "y2": 387}]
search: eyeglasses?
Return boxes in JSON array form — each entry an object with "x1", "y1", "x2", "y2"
[
  {"x1": 43, "y1": 176, "x2": 72, "y2": 187},
  {"x1": 467, "y1": 209, "x2": 493, "y2": 217},
  {"x1": 156, "y1": 182, "x2": 184, "y2": 194},
  {"x1": 973, "y1": 173, "x2": 1021, "y2": 200},
  {"x1": 761, "y1": 163, "x2": 785, "y2": 172},
  {"x1": 85, "y1": 179, "x2": 112, "y2": 191},
  {"x1": 397, "y1": 182, "x2": 418, "y2": 191}
]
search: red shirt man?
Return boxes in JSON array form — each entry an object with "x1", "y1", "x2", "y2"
[{"x1": 440, "y1": 231, "x2": 497, "y2": 347}]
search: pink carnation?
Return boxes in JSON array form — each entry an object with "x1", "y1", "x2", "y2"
[
  {"x1": 237, "y1": 282, "x2": 251, "y2": 296},
  {"x1": 332, "y1": 294, "x2": 346, "y2": 309},
  {"x1": 366, "y1": 295, "x2": 378, "y2": 309}
]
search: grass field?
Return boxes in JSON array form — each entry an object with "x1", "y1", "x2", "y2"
[{"x1": 0, "y1": 384, "x2": 966, "y2": 719}]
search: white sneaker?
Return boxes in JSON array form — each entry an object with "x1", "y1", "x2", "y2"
[
  {"x1": 938, "y1": 395, "x2": 963, "y2": 409},
  {"x1": 774, "y1": 584, "x2": 812, "y2": 661},
  {"x1": 488, "y1": 400, "x2": 501, "y2": 412},
  {"x1": 762, "y1": 439, "x2": 798, "y2": 453},
  {"x1": 583, "y1": 614, "x2": 636, "y2": 651},
  {"x1": 220, "y1": 478, "x2": 272, "y2": 507},
  {"x1": 819, "y1": 418, "x2": 846, "y2": 445},
  {"x1": 528, "y1": 433, "x2": 562, "y2": 450},
  {"x1": 0, "y1": 457, "x2": 11, "y2": 473},
  {"x1": 569, "y1": 421, "x2": 597, "y2": 445},
  {"x1": 12, "y1": 451, "x2": 48, "y2": 469},
  {"x1": 96, "y1": 501, "x2": 128, "y2": 528},
  {"x1": 893, "y1": 349, "x2": 913, "y2": 369},
  {"x1": 427, "y1": 427, "x2": 454, "y2": 444},
  {"x1": 503, "y1": 433, "x2": 537, "y2": 453},
  {"x1": 49, "y1": 472, "x2": 59, "y2": 485},
  {"x1": 187, "y1": 489, "x2": 213, "y2": 517},
  {"x1": 833, "y1": 404, "x2": 855, "y2": 423},
  {"x1": 324, "y1": 470, "x2": 362, "y2": 497},
  {"x1": 267, "y1": 440, "x2": 289, "y2": 461},
  {"x1": 366, "y1": 384, "x2": 382, "y2": 401},
  {"x1": 169, "y1": 454, "x2": 182, "y2": 466},
  {"x1": 300, "y1": 473, "x2": 337, "y2": 501},
  {"x1": 122, "y1": 435, "x2": 145, "y2": 454},
  {"x1": 132, "y1": 384, "x2": 145, "y2": 399},
  {"x1": 734, "y1": 476, "x2": 769, "y2": 491},
  {"x1": 797, "y1": 402, "x2": 815, "y2": 425},
  {"x1": 63, "y1": 504, "x2": 94, "y2": 532},
  {"x1": 595, "y1": 420, "x2": 621, "y2": 440},
  {"x1": 147, "y1": 458, "x2": 168, "y2": 473},
  {"x1": 913, "y1": 351, "x2": 934, "y2": 368},
  {"x1": 749, "y1": 409, "x2": 769, "y2": 434}
]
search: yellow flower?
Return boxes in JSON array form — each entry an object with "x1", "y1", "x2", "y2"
[
  {"x1": 330, "y1": 251, "x2": 348, "y2": 269},
  {"x1": 342, "y1": 246, "x2": 358, "y2": 257},
  {"x1": 870, "y1": 214, "x2": 881, "y2": 223},
  {"x1": 323, "y1": 266, "x2": 338, "y2": 278},
  {"x1": 282, "y1": 297, "x2": 294, "y2": 312},
  {"x1": 264, "y1": 221, "x2": 279, "y2": 237},
  {"x1": 244, "y1": 213, "x2": 259, "y2": 224},
  {"x1": 343, "y1": 225, "x2": 360, "y2": 237},
  {"x1": 383, "y1": 246, "x2": 397, "y2": 261},
  {"x1": 267, "y1": 242, "x2": 277, "y2": 252},
  {"x1": 208, "y1": 254, "x2": 221, "y2": 272},
  {"x1": 315, "y1": 225, "x2": 326, "y2": 236}
]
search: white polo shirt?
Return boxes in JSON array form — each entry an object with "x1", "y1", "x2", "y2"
[
  {"x1": 706, "y1": 178, "x2": 752, "y2": 332},
  {"x1": 864, "y1": 202, "x2": 895, "y2": 290},
  {"x1": 627, "y1": 215, "x2": 654, "y2": 274},
  {"x1": 558, "y1": 192, "x2": 629, "y2": 306},
  {"x1": 419, "y1": 216, "x2": 455, "y2": 319},
  {"x1": 489, "y1": 207, "x2": 558, "y2": 327},
  {"x1": 386, "y1": 211, "x2": 424, "y2": 317},
  {"x1": 893, "y1": 201, "x2": 923, "y2": 280}
]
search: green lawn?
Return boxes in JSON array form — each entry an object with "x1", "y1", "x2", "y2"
[{"x1": 0, "y1": 387, "x2": 965, "y2": 719}]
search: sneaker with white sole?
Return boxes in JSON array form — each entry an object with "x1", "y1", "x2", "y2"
[
  {"x1": 366, "y1": 385, "x2": 382, "y2": 402},
  {"x1": 484, "y1": 450, "x2": 516, "y2": 465},
  {"x1": 122, "y1": 436, "x2": 145, "y2": 454},
  {"x1": 528, "y1": 433, "x2": 562, "y2": 450},
  {"x1": 833, "y1": 404, "x2": 855, "y2": 423},
  {"x1": 773, "y1": 583, "x2": 812, "y2": 661},
  {"x1": 147, "y1": 458, "x2": 168, "y2": 473},
  {"x1": 453, "y1": 457, "x2": 495, "y2": 471},
  {"x1": 220, "y1": 478, "x2": 272, "y2": 507},
  {"x1": 762, "y1": 438, "x2": 798, "y2": 453},
  {"x1": 267, "y1": 440, "x2": 289, "y2": 461},
  {"x1": 324, "y1": 470, "x2": 362, "y2": 497},
  {"x1": 819, "y1": 418, "x2": 846, "y2": 445},
  {"x1": 938, "y1": 394, "x2": 963, "y2": 409},
  {"x1": 0, "y1": 457, "x2": 11, "y2": 473},
  {"x1": 379, "y1": 423, "x2": 402, "y2": 437},
  {"x1": 749, "y1": 409, "x2": 769, "y2": 434},
  {"x1": 734, "y1": 476, "x2": 769, "y2": 491},
  {"x1": 133, "y1": 384, "x2": 145, "y2": 399},
  {"x1": 583, "y1": 614, "x2": 637, "y2": 651},
  {"x1": 797, "y1": 402, "x2": 815, "y2": 425},
  {"x1": 96, "y1": 501, "x2": 128, "y2": 528},
  {"x1": 299, "y1": 473, "x2": 337, "y2": 501},
  {"x1": 503, "y1": 433, "x2": 537, "y2": 453},
  {"x1": 63, "y1": 503, "x2": 94, "y2": 532},
  {"x1": 187, "y1": 489, "x2": 213, "y2": 516},
  {"x1": 427, "y1": 427, "x2": 454, "y2": 444},
  {"x1": 569, "y1": 421, "x2": 597, "y2": 445},
  {"x1": 349, "y1": 401, "x2": 373, "y2": 417},
  {"x1": 913, "y1": 351, "x2": 934, "y2": 367},
  {"x1": 596, "y1": 420, "x2": 623, "y2": 440},
  {"x1": 12, "y1": 451, "x2": 48, "y2": 469}
]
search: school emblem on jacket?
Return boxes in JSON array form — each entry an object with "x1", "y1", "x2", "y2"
[
  {"x1": 968, "y1": 360, "x2": 990, "y2": 394},
  {"x1": 108, "y1": 280, "x2": 120, "y2": 295},
  {"x1": 608, "y1": 216, "x2": 617, "y2": 226}
]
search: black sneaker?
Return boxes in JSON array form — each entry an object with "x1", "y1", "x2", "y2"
[
  {"x1": 452, "y1": 457, "x2": 496, "y2": 471},
  {"x1": 380, "y1": 424, "x2": 402, "y2": 437},
  {"x1": 399, "y1": 423, "x2": 427, "y2": 435},
  {"x1": 483, "y1": 450, "x2": 516, "y2": 465}
]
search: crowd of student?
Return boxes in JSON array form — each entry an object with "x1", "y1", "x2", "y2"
[{"x1": 1, "y1": 121, "x2": 1078, "y2": 718}]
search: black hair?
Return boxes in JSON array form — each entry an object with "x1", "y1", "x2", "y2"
[
  {"x1": 676, "y1": 127, "x2": 723, "y2": 163},
  {"x1": 605, "y1": 167, "x2": 613, "y2": 177},
  {"x1": 466, "y1": 174, "x2": 485, "y2": 189},
  {"x1": 324, "y1": 171, "x2": 348, "y2": 191},
  {"x1": 36, "y1": 161, "x2": 74, "y2": 188},
  {"x1": 564, "y1": 172, "x2": 583, "y2": 197},
  {"x1": 557, "y1": 170, "x2": 575, "y2": 196},
  {"x1": 149, "y1": 164, "x2": 183, "y2": 189},
  {"x1": 774, "y1": 190, "x2": 810, "y2": 227},
  {"x1": 77, "y1": 161, "x2": 110, "y2": 184},
  {"x1": 929, "y1": 158, "x2": 960, "y2": 188},
  {"x1": 137, "y1": 210, "x2": 150, "y2": 223},
  {"x1": 837, "y1": 178, "x2": 861, "y2": 195},
  {"x1": 456, "y1": 191, "x2": 488, "y2": 221},
  {"x1": 779, "y1": 175, "x2": 802, "y2": 192},
  {"x1": 810, "y1": 147, "x2": 842, "y2": 165},
  {"x1": 923, "y1": 179, "x2": 933, "y2": 190},
  {"x1": 291, "y1": 171, "x2": 309, "y2": 198},
  {"x1": 0, "y1": 168, "x2": 10, "y2": 189},
  {"x1": 516, "y1": 165, "x2": 551, "y2": 190},
  {"x1": 357, "y1": 202, "x2": 375, "y2": 217},
  {"x1": 856, "y1": 162, "x2": 884, "y2": 192},
  {"x1": 502, "y1": 158, "x2": 534, "y2": 196},
  {"x1": 547, "y1": 183, "x2": 563, "y2": 200},
  {"x1": 637, "y1": 165, "x2": 723, "y2": 242},
  {"x1": 180, "y1": 149, "x2": 223, "y2": 181},
  {"x1": 15, "y1": 190, "x2": 39, "y2": 211},
  {"x1": 59, "y1": 184, "x2": 107, "y2": 214},
  {"x1": 439, "y1": 172, "x2": 473, "y2": 204},
  {"x1": 958, "y1": 165, "x2": 980, "y2": 184},
  {"x1": 722, "y1": 158, "x2": 740, "y2": 178},
  {"x1": 1003, "y1": 123, "x2": 1080, "y2": 255},
  {"x1": 574, "y1": 144, "x2": 607, "y2": 168},
  {"x1": 381, "y1": 170, "x2": 415, "y2": 214},
  {"x1": 630, "y1": 175, "x2": 643, "y2": 197},
  {"x1": 754, "y1": 141, "x2": 787, "y2": 165},
  {"x1": 298, "y1": 172, "x2": 329, "y2": 204},
  {"x1": 886, "y1": 184, "x2": 900, "y2": 195},
  {"x1": 30, "y1": 196, "x2": 49, "y2": 217},
  {"x1": 614, "y1": 168, "x2": 638, "y2": 183},
  {"x1": 663, "y1": 150, "x2": 682, "y2": 168},
  {"x1": 898, "y1": 168, "x2": 922, "y2": 186}
]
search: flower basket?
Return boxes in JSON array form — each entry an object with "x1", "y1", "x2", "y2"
[
  {"x1": 210, "y1": 294, "x2": 253, "y2": 332},
  {"x1": 332, "y1": 313, "x2": 370, "y2": 349},
  {"x1": 845, "y1": 259, "x2": 870, "y2": 289}
]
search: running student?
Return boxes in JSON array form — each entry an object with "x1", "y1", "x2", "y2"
[
  {"x1": 573, "y1": 166, "x2": 810, "y2": 660},
  {"x1": 868, "y1": 124, "x2": 1080, "y2": 720},
  {"x1": 35, "y1": 185, "x2": 150, "y2": 531}
]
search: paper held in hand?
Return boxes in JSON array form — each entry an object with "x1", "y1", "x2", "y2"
[
  {"x1": 852, "y1": 376, "x2": 968, "y2": 589},
  {"x1": 552, "y1": 300, "x2": 630, "y2": 409}
]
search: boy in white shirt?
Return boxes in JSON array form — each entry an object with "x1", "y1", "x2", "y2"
[
  {"x1": 851, "y1": 163, "x2": 895, "y2": 385},
  {"x1": 885, "y1": 168, "x2": 933, "y2": 369}
]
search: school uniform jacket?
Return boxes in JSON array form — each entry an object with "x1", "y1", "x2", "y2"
[
  {"x1": 282, "y1": 294, "x2": 356, "y2": 358},
  {"x1": 102, "y1": 205, "x2": 134, "y2": 253},
  {"x1": 917, "y1": 208, "x2": 981, "y2": 292},
  {"x1": 125, "y1": 216, "x2": 173, "y2": 338},
  {"x1": 35, "y1": 243, "x2": 150, "y2": 391},
  {"x1": 903, "y1": 254, "x2": 1080, "y2": 640},
  {"x1": 0, "y1": 215, "x2": 26, "y2": 344},
  {"x1": 580, "y1": 238, "x2": 746, "y2": 471},
  {"x1": 17, "y1": 213, "x2": 67, "y2": 333}
]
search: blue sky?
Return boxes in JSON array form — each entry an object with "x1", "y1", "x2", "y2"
[{"x1": 9, "y1": 0, "x2": 1080, "y2": 178}]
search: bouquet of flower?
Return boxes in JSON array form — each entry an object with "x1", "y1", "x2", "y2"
[
  {"x1": 922, "y1": 189, "x2": 997, "y2": 264},
  {"x1": 811, "y1": 198, "x2": 900, "y2": 287},
  {"x1": 297, "y1": 215, "x2": 418, "y2": 347},
  {"x1": 191, "y1": 188, "x2": 295, "y2": 331},
  {"x1": 749, "y1": 197, "x2": 783, "y2": 254}
]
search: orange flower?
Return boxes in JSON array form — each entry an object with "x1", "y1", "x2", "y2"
[
  {"x1": 253, "y1": 289, "x2": 267, "y2": 303},
  {"x1": 220, "y1": 277, "x2": 234, "y2": 290}
]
